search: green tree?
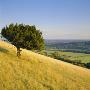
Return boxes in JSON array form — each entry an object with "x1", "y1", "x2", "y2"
[{"x1": 1, "y1": 23, "x2": 44, "y2": 57}]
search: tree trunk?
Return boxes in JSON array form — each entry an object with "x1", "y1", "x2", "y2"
[{"x1": 17, "y1": 47, "x2": 21, "y2": 58}]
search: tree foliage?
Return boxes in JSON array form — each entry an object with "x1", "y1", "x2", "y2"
[{"x1": 1, "y1": 23, "x2": 44, "y2": 57}]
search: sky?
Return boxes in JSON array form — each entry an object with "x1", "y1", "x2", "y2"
[{"x1": 0, "y1": 0, "x2": 90, "y2": 39}]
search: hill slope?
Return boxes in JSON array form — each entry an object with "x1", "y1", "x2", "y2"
[{"x1": 0, "y1": 41, "x2": 90, "y2": 90}]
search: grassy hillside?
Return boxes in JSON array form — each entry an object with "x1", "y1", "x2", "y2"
[{"x1": 0, "y1": 41, "x2": 90, "y2": 90}]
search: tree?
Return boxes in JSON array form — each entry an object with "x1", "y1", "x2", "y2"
[{"x1": 1, "y1": 23, "x2": 45, "y2": 57}]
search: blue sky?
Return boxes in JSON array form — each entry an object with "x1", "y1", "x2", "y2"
[{"x1": 0, "y1": 0, "x2": 90, "y2": 39}]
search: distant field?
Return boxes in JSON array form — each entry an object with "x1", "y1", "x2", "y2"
[
  {"x1": 44, "y1": 40, "x2": 90, "y2": 68},
  {"x1": 58, "y1": 52, "x2": 90, "y2": 63},
  {"x1": 41, "y1": 50, "x2": 90, "y2": 63},
  {"x1": 0, "y1": 41, "x2": 90, "y2": 90},
  {"x1": 55, "y1": 51, "x2": 90, "y2": 63},
  {"x1": 40, "y1": 50, "x2": 90, "y2": 68}
]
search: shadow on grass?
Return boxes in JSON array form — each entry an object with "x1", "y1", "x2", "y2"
[{"x1": 0, "y1": 47, "x2": 9, "y2": 53}]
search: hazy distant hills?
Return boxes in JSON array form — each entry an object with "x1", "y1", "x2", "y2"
[
  {"x1": 45, "y1": 39, "x2": 90, "y2": 54},
  {"x1": 45, "y1": 39, "x2": 90, "y2": 44}
]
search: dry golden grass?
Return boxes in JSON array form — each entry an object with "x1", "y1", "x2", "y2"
[{"x1": 0, "y1": 40, "x2": 90, "y2": 90}]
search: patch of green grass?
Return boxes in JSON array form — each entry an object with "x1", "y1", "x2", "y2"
[
  {"x1": 57, "y1": 51, "x2": 90, "y2": 63},
  {"x1": 43, "y1": 50, "x2": 90, "y2": 64}
]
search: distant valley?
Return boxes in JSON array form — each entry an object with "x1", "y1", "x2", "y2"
[{"x1": 45, "y1": 39, "x2": 90, "y2": 54}]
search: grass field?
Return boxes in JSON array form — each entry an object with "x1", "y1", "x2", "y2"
[
  {"x1": 58, "y1": 51, "x2": 90, "y2": 63},
  {"x1": 0, "y1": 41, "x2": 90, "y2": 90},
  {"x1": 42, "y1": 50, "x2": 90, "y2": 64}
]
